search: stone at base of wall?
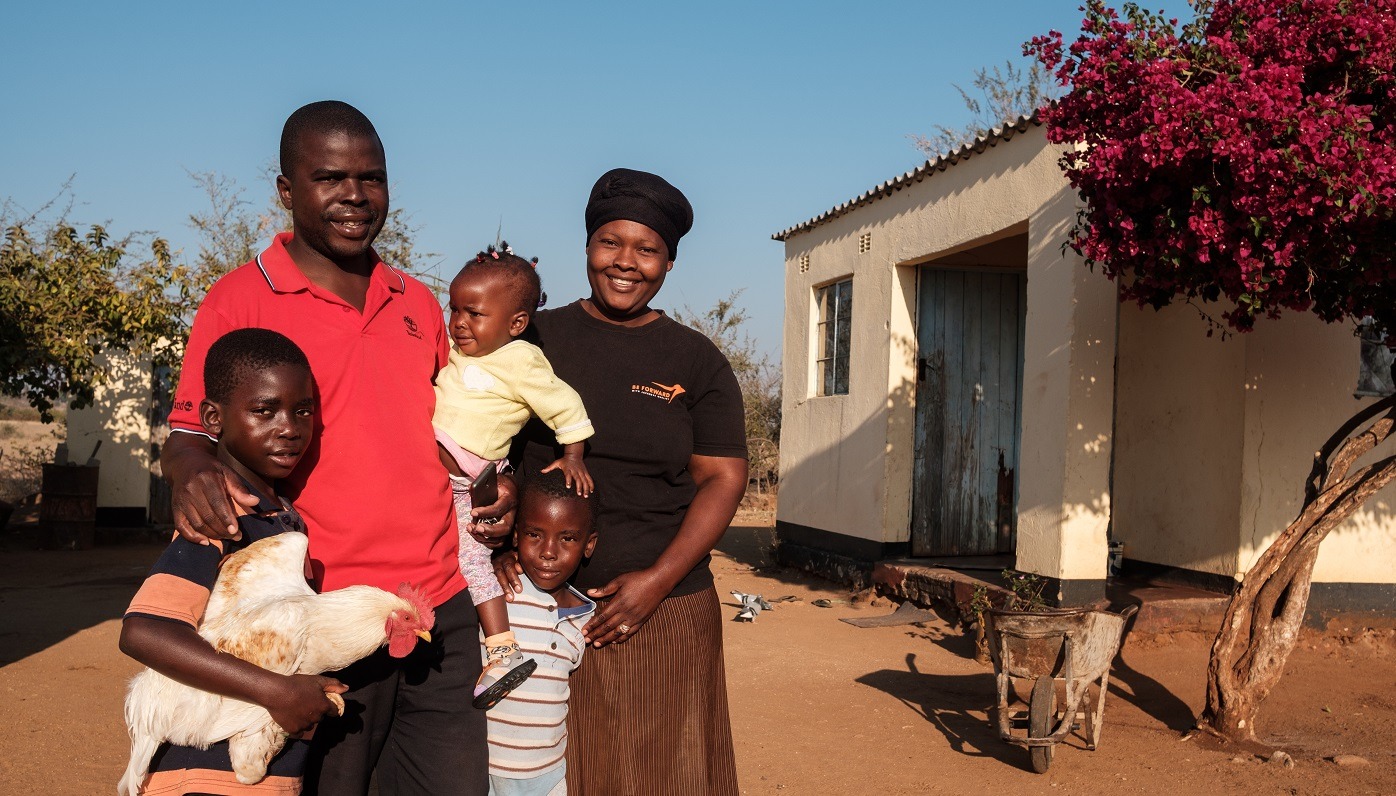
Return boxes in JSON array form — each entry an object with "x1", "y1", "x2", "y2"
[
  {"x1": 777, "y1": 528, "x2": 1396, "y2": 626},
  {"x1": 1305, "y1": 583, "x2": 1396, "y2": 627},
  {"x1": 1123, "y1": 557, "x2": 1396, "y2": 627},
  {"x1": 773, "y1": 539, "x2": 873, "y2": 591},
  {"x1": 775, "y1": 520, "x2": 909, "y2": 563},
  {"x1": 872, "y1": 559, "x2": 1008, "y2": 623}
]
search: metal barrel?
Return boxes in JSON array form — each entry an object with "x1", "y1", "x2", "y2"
[{"x1": 39, "y1": 463, "x2": 99, "y2": 549}]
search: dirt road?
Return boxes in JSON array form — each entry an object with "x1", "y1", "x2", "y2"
[{"x1": 1, "y1": 512, "x2": 1392, "y2": 795}]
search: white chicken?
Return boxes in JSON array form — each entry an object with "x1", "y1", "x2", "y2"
[{"x1": 118, "y1": 531, "x2": 435, "y2": 795}]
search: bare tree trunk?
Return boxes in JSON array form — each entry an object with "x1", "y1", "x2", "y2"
[{"x1": 1201, "y1": 394, "x2": 1396, "y2": 742}]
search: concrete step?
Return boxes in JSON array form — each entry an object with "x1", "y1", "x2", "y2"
[{"x1": 872, "y1": 558, "x2": 1230, "y2": 637}]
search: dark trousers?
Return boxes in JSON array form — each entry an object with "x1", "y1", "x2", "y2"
[{"x1": 304, "y1": 588, "x2": 487, "y2": 795}]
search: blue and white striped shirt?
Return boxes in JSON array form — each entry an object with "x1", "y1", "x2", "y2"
[{"x1": 486, "y1": 575, "x2": 595, "y2": 779}]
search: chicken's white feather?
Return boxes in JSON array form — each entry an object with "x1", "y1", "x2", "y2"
[{"x1": 119, "y1": 532, "x2": 431, "y2": 795}]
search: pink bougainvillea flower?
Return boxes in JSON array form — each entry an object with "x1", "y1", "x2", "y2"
[{"x1": 1025, "y1": 0, "x2": 1396, "y2": 334}]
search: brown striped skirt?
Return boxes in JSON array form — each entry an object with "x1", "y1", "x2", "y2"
[{"x1": 564, "y1": 587, "x2": 738, "y2": 795}]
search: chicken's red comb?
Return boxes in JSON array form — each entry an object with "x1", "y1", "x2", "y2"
[{"x1": 396, "y1": 583, "x2": 436, "y2": 629}]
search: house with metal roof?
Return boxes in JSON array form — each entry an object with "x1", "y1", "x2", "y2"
[
  {"x1": 771, "y1": 116, "x2": 1396, "y2": 616},
  {"x1": 64, "y1": 350, "x2": 165, "y2": 528}
]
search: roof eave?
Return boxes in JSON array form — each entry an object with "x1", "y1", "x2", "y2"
[{"x1": 772, "y1": 112, "x2": 1043, "y2": 243}]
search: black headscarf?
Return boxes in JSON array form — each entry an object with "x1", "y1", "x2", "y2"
[{"x1": 585, "y1": 168, "x2": 694, "y2": 260}]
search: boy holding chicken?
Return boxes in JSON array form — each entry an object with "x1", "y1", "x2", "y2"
[{"x1": 120, "y1": 328, "x2": 343, "y2": 795}]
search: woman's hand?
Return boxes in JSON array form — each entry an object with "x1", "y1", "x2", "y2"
[
  {"x1": 469, "y1": 471, "x2": 518, "y2": 549},
  {"x1": 163, "y1": 432, "x2": 260, "y2": 544},
  {"x1": 583, "y1": 567, "x2": 672, "y2": 648},
  {"x1": 264, "y1": 674, "x2": 348, "y2": 735},
  {"x1": 577, "y1": 455, "x2": 746, "y2": 648},
  {"x1": 492, "y1": 549, "x2": 525, "y2": 601}
]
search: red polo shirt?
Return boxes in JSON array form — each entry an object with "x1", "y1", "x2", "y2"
[{"x1": 168, "y1": 233, "x2": 465, "y2": 607}]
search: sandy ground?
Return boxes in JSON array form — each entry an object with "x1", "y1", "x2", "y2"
[{"x1": 1, "y1": 510, "x2": 1393, "y2": 795}]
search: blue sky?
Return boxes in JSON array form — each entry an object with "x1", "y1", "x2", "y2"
[{"x1": 2, "y1": 1, "x2": 1191, "y2": 356}]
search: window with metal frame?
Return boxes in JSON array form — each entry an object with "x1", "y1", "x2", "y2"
[{"x1": 815, "y1": 278, "x2": 853, "y2": 396}]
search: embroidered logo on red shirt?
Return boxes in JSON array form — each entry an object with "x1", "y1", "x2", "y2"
[
  {"x1": 631, "y1": 382, "x2": 686, "y2": 403},
  {"x1": 403, "y1": 315, "x2": 423, "y2": 339}
]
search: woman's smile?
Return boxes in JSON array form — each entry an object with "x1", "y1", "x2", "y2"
[{"x1": 585, "y1": 220, "x2": 673, "y2": 324}]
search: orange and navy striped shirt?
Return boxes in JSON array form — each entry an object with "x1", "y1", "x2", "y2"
[{"x1": 124, "y1": 488, "x2": 308, "y2": 795}]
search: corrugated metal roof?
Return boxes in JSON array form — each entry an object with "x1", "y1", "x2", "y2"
[{"x1": 771, "y1": 113, "x2": 1043, "y2": 242}]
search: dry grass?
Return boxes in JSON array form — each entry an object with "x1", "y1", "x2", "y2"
[
  {"x1": 0, "y1": 420, "x2": 64, "y2": 504},
  {"x1": 737, "y1": 489, "x2": 776, "y2": 526}
]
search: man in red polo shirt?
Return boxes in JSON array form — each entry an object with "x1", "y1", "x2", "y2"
[{"x1": 160, "y1": 100, "x2": 508, "y2": 795}]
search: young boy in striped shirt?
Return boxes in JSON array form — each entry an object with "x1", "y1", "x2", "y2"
[
  {"x1": 486, "y1": 470, "x2": 598, "y2": 796},
  {"x1": 119, "y1": 328, "x2": 337, "y2": 795}
]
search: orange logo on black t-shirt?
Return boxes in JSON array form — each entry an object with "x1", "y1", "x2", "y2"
[{"x1": 632, "y1": 381, "x2": 686, "y2": 403}]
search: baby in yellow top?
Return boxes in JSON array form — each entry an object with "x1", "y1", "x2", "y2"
[{"x1": 433, "y1": 243, "x2": 593, "y2": 710}]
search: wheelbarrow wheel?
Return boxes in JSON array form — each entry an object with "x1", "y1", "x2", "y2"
[{"x1": 1029, "y1": 676, "x2": 1056, "y2": 773}]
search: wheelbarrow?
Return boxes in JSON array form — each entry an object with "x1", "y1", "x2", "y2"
[{"x1": 985, "y1": 604, "x2": 1138, "y2": 773}]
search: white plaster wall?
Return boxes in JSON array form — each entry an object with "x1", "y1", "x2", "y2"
[
  {"x1": 779, "y1": 126, "x2": 1113, "y2": 581},
  {"x1": 1239, "y1": 315, "x2": 1396, "y2": 584},
  {"x1": 1113, "y1": 302, "x2": 1395, "y2": 586},
  {"x1": 777, "y1": 223, "x2": 897, "y2": 543},
  {"x1": 1015, "y1": 188, "x2": 1115, "y2": 582},
  {"x1": 778, "y1": 127, "x2": 1394, "y2": 589},
  {"x1": 66, "y1": 350, "x2": 152, "y2": 511},
  {"x1": 1112, "y1": 302, "x2": 1246, "y2": 577},
  {"x1": 884, "y1": 262, "x2": 920, "y2": 537}
]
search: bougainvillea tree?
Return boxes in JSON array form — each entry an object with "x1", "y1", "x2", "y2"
[{"x1": 1027, "y1": 0, "x2": 1396, "y2": 744}]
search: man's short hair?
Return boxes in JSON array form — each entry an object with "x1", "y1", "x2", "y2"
[
  {"x1": 204, "y1": 328, "x2": 312, "y2": 404},
  {"x1": 519, "y1": 468, "x2": 598, "y2": 531},
  {"x1": 280, "y1": 100, "x2": 381, "y2": 176}
]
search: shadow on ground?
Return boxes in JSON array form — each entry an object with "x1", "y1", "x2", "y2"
[
  {"x1": 716, "y1": 521, "x2": 868, "y2": 595},
  {"x1": 1108, "y1": 650, "x2": 1198, "y2": 732},
  {"x1": 0, "y1": 519, "x2": 161, "y2": 665},
  {"x1": 855, "y1": 570, "x2": 1199, "y2": 747},
  {"x1": 856, "y1": 652, "x2": 1034, "y2": 771},
  {"x1": 716, "y1": 521, "x2": 778, "y2": 568}
]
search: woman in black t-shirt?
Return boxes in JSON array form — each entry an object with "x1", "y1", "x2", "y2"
[{"x1": 498, "y1": 168, "x2": 747, "y2": 794}]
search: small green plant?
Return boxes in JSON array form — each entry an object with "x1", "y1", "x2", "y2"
[
  {"x1": 965, "y1": 584, "x2": 995, "y2": 663},
  {"x1": 1000, "y1": 568, "x2": 1050, "y2": 611},
  {"x1": 963, "y1": 571, "x2": 1053, "y2": 665},
  {"x1": 965, "y1": 569, "x2": 1051, "y2": 621},
  {"x1": 968, "y1": 584, "x2": 994, "y2": 617}
]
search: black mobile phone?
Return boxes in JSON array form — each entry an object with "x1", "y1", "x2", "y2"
[{"x1": 469, "y1": 461, "x2": 499, "y2": 509}]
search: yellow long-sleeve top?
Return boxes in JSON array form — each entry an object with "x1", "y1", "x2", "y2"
[{"x1": 432, "y1": 339, "x2": 593, "y2": 461}]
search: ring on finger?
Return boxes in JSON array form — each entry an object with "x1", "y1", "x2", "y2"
[{"x1": 618, "y1": 623, "x2": 631, "y2": 634}]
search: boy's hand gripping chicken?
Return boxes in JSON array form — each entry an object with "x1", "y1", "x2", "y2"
[{"x1": 119, "y1": 532, "x2": 435, "y2": 794}]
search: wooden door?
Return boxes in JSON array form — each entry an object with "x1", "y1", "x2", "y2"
[{"x1": 911, "y1": 268, "x2": 1025, "y2": 557}]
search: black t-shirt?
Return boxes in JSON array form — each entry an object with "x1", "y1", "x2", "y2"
[{"x1": 513, "y1": 301, "x2": 747, "y2": 597}]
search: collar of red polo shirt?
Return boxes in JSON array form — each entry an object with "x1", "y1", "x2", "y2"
[{"x1": 253, "y1": 232, "x2": 407, "y2": 295}]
